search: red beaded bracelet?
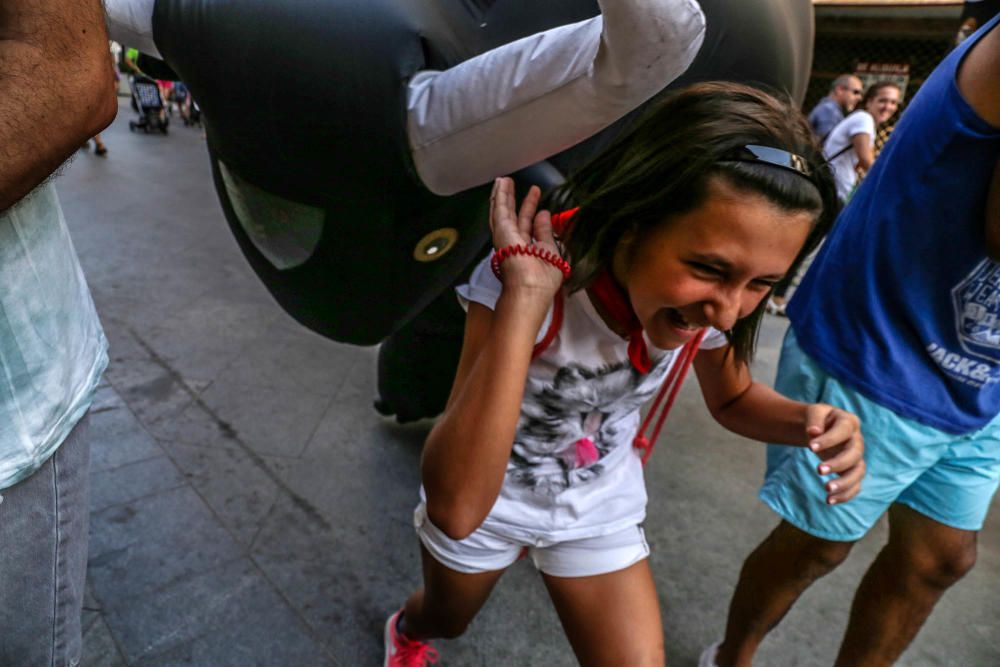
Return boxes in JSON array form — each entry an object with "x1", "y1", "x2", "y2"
[{"x1": 491, "y1": 244, "x2": 571, "y2": 282}]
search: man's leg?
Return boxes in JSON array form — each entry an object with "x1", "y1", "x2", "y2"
[
  {"x1": 0, "y1": 416, "x2": 91, "y2": 667},
  {"x1": 714, "y1": 520, "x2": 855, "y2": 667},
  {"x1": 833, "y1": 503, "x2": 977, "y2": 667}
]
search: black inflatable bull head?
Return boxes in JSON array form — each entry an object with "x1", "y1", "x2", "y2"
[{"x1": 106, "y1": 0, "x2": 813, "y2": 419}]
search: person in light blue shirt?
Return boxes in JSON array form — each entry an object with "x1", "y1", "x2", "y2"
[
  {"x1": 702, "y1": 14, "x2": 1000, "y2": 667},
  {"x1": 0, "y1": 0, "x2": 117, "y2": 665},
  {"x1": 806, "y1": 73, "x2": 863, "y2": 141}
]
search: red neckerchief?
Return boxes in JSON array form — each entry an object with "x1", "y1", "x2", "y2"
[
  {"x1": 588, "y1": 270, "x2": 651, "y2": 373},
  {"x1": 546, "y1": 208, "x2": 706, "y2": 465},
  {"x1": 550, "y1": 209, "x2": 650, "y2": 373}
]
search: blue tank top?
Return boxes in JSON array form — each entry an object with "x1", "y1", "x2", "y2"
[{"x1": 788, "y1": 14, "x2": 1000, "y2": 435}]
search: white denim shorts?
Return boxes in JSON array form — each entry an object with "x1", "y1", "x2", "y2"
[{"x1": 413, "y1": 503, "x2": 649, "y2": 578}]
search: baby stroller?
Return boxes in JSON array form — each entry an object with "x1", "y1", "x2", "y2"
[{"x1": 128, "y1": 75, "x2": 169, "y2": 134}]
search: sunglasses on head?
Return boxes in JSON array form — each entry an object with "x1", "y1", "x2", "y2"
[{"x1": 723, "y1": 144, "x2": 814, "y2": 182}]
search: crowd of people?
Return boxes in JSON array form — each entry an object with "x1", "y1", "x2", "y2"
[
  {"x1": 1, "y1": 1, "x2": 998, "y2": 666},
  {"x1": 768, "y1": 74, "x2": 902, "y2": 316}
]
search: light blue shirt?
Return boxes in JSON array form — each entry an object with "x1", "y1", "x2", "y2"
[
  {"x1": 0, "y1": 183, "x2": 108, "y2": 489},
  {"x1": 807, "y1": 95, "x2": 844, "y2": 141}
]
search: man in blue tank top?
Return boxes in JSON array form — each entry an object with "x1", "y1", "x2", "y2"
[{"x1": 701, "y1": 14, "x2": 1000, "y2": 667}]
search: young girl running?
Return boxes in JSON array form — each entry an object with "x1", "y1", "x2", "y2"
[{"x1": 384, "y1": 81, "x2": 866, "y2": 666}]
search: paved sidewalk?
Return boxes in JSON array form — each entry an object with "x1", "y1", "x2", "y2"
[{"x1": 55, "y1": 100, "x2": 1000, "y2": 666}]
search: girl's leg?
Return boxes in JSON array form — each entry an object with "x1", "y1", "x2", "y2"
[
  {"x1": 541, "y1": 559, "x2": 664, "y2": 667},
  {"x1": 400, "y1": 544, "x2": 507, "y2": 641}
]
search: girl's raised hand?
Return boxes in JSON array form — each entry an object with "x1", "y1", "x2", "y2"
[
  {"x1": 490, "y1": 177, "x2": 565, "y2": 297},
  {"x1": 804, "y1": 405, "x2": 866, "y2": 505}
]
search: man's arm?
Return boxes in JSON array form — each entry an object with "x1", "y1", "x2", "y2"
[
  {"x1": 957, "y1": 19, "x2": 1000, "y2": 258},
  {"x1": 0, "y1": 0, "x2": 118, "y2": 211},
  {"x1": 957, "y1": 17, "x2": 1000, "y2": 127},
  {"x1": 986, "y1": 160, "x2": 1000, "y2": 261}
]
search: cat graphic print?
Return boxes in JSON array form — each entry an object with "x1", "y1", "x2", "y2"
[{"x1": 511, "y1": 358, "x2": 671, "y2": 496}]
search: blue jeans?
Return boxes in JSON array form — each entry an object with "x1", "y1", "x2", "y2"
[{"x1": 0, "y1": 415, "x2": 91, "y2": 667}]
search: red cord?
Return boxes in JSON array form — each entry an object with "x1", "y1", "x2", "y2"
[
  {"x1": 491, "y1": 244, "x2": 571, "y2": 282},
  {"x1": 633, "y1": 329, "x2": 707, "y2": 465}
]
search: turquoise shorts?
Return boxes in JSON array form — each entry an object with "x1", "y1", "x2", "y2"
[{"x1": 760, "y1": 329, "x2": 1000, "y2": 542}]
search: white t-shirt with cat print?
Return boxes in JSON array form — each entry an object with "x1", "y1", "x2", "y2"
[{"x1": 438, "y1": 255, "x2": 728, "y2": 544}]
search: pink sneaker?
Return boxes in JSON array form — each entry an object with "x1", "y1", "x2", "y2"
[{"x1": 384, "y1": 609, "x2": 439, "y2": 667}]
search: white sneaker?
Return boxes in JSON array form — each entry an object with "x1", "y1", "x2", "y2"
[
  {"x1": 699, "y1": 640, "x2": 722, "y2": 667},
  {"x1": 765, "y1": 298, "x2": 787, "y2": 316}
]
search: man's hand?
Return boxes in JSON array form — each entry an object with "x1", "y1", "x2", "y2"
[{"x1": 0, "y1": 0, "x2": 118, "y2": 211}]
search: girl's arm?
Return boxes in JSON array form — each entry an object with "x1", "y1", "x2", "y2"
[
  {"x1": 421, "y1": 179, "x2": 564, "y2": 539},
  {"x1": 693, "y1": 345, "x2": 865, "y2": 505},
  {"x1": 851, "y1": 132, "x2": 875, "y2": 172}
]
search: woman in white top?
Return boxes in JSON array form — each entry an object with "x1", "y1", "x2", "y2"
[
  {"x1": 823, "y1": 80, "x2": 901, "y2": 203},
  {"x1": 766, "y1": 80, "x2": 901, "y2": 315}
]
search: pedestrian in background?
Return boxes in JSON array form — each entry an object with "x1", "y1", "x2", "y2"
[
  {"x1": 0, "y1": 0, "x2": 116, "y2": 664},
  {"x1": 807, "y1": 73, "x2": 864, "y2": 141},
  {"x1": 767, "y1": 79, "x2": 901, "y2": 316},
  {"x1": 823, "y1": 80, "x2": 901, "y2": 204}
]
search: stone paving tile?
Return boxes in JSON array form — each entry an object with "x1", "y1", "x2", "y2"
[
  {"x1": 82, "y1": 613, "x2": 129, "y2": 667},
  {"x1": 88, "y1": 486, "x2": 244, "y2": 602},
  {"x1": 195, "y1": 370, "x2": 334, "y2": 458},
  {"x1": 213, "y1": 320, "x2": 362, "y2": 399},
  {"x1": 101, "y1": 559, "x2": 334, "y2": 666},
  {"x1": 91, "y1": 382, "x2": 124, "y2": 413},
  {"x1": 158, "y1": 439, "x2": 285, "y2": 548},
  {"x1": 139, "y1": 292, "x2": 280, "y2": 387},
  {"x1": 90, "y1": 455, "x2": 187, "y2": 512},
  {"x1": 88, "y1": 403, "x2": 163, "y2": 473},
  {"x1": 146, "y1": 392, "x2": 240, "y2": 449},
  {"x1": 104, "y1": 352, "x2": 209, "y2": 441},
  {"x1": 248, "y1": 493, "x2": 576, "y2": 666}
]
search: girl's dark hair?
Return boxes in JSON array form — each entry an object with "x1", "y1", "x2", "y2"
[
  {"x1": 860, "y1": 80, "x2": 901, "y2": 110},
  {"x1": 548, "y1": 81, "x2": 839, "y2": 363}
]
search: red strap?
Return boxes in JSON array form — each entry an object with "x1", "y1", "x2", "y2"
[{"x1": 633, "y1": 329, "x2": 707, "y2": 465}]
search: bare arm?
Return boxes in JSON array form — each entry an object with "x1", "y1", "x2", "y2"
[
  {"x1": 694, "y1": 347, "x2": 810, "y2": 446},
  {"x1": 421, "y1": 294, "x2": 549, "y2": 540},
  {"x1": 421, "y1": 179, "x2": 564, "y2": 539},
  {"x1": 0, "y1": 0, "x2": 118, "y2": 211},
  {"x1": 852, "y1": 132, "x2": 874, "y2": 172},
  {"x1": 957, "y1": 17, "x2": 1000, "y2": 128},
  {"x1": 694, "y1": 346, "x2": 865, "y2": 504},
  {"x1": 957, "y1": 21, "x2": 1000, "y2": 258}
]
